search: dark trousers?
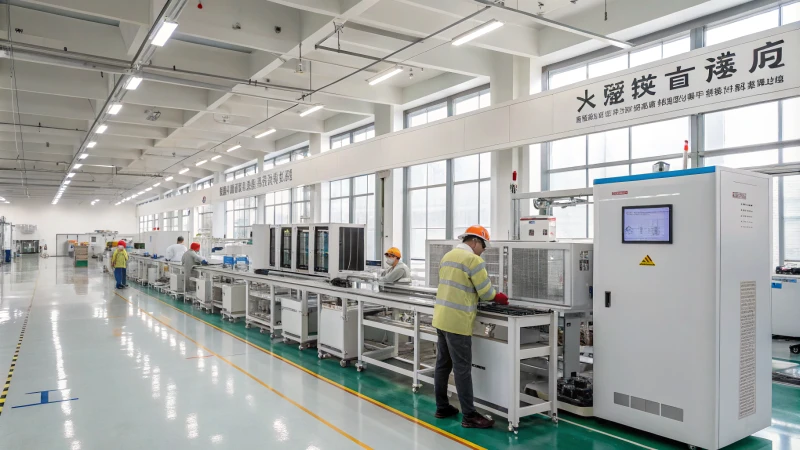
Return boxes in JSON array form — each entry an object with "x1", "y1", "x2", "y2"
[
  {"x1": 434, "y1": 328, "x2": 475, "y2": 416},
  {"x1": 114, "y1": 268, "x2": 126, "y2": 288}
]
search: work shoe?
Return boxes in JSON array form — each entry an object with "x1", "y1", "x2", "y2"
[
  {"x1": 434, "y1": 405, "x2": 459, "y2": 419},
  {"x1": 462, "y1": 412, "x2": 495, "y2": 429}
]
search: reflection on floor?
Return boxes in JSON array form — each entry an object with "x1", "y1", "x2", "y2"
[{"x1": 0, "y1": 255, "x2": 797, "y2": 449}]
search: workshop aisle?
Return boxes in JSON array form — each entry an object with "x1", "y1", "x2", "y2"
[{"x1": 0, "y1": 256, "x2": 796, "y2": 449}]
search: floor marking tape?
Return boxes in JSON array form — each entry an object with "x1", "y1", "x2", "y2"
[
  {"x1": 114, "y1": 293, "x2": 372, "y2": 450},
  {"x1": 0, "y1": 271, "x2": 39, "y2": 418},
  {"x1": 538, "y1": 415, "x2": 657, "y2": 449},
  {"x1": 124, "y1": 286, "x2": 484, "y2": 450}
]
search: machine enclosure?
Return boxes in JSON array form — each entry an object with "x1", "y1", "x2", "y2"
[
  {"x1": 222, "y1": 283, "x2": 247, "y2": 315},
  {"x1": 593, "y1": 167, "x2": 772, "y2": 449},
  {"x1": 771, "y1": 275, "x2": 800, "y2": 337},
  {"x1": 519, "y1": 216, "x2": 557, "y2": 242}
]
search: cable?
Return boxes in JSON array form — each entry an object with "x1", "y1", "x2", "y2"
[{"x1": 6, "y1": 2, "x2": 28, "y2": 196}]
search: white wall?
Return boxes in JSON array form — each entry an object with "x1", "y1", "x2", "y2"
[{"x1": 0, "y1": 200, "x2": 138, "y2": 249}]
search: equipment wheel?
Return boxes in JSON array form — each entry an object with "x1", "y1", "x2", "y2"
[
  {"x1": 790, "y1": 344, "x2": 800, "y2": 355},
  {"x1": 245, "y1": 322, "x2": 252, "y2": 329},
  {"x1": 340, "y1": 359, "x2": 349, "y2": 368},
  {"x1": 412, "y1": 385, "x2": 419, "y2": 393},
  {"x1": 356, "y1": 364, "x2": 364, "y2": 372},
  {"x1": 552, "y1": 414, "x2": 559, "y2": 424},
  {"x1": 299, "y1": 344, "x2": 305, "y2": 351}
]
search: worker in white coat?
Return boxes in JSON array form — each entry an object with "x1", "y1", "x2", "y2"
[
  {"x1": 165, "y1": 236, "x2": 187, "y2": 262},
  {"x1": 379, "y1": 247, "x2": 411, "y2": 284}
]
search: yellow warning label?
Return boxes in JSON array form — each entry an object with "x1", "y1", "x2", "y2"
[{"x1": 640, "y1": 255, "x2": 655, "y2": 266}]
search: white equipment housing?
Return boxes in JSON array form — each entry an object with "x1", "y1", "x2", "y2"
[
  {"x1": 250, "y1": 224, "x2": 279, "y2": 270},
  {"x1": 593, "y1": 167, "x2": 771, "y2": 449},
  {"x1": 519, "y1": 216, "x2": 557, "y2": 242},
  {"x1": 771, "y1": 275, "x2": 800, "y2": 337},
  {"x1": 310, "y1": 223, "x2": 366, "y2": 279},
  {"x1": 426, "y1": 240, "x2": 592, "y2": 309},
  {"x1": 169, "y1": 273, "x2": 184, "y2": 293},
  {"x1": 222, "y1": 283, "x2": 247, "y2": 316},
  {"x1": 318, "y1": 297, "x2": 360, "y2": 363},
  {"x1": 139, "y1": 231, "x2": 183, "y2": 257},
  {"x1": 280, "y1": 295, "x2": 318, "y2": 347}
]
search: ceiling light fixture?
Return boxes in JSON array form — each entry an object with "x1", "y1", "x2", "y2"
[
  {"x1": 74, "y1": 164, "x2": 82, "y2": 169},
  {"x1": 153, "y1": 183, "x2": 160, "y2": 187},
  {"x1": 145, "y1": 187, "x2": 152, "y2": 192},
  {"x1": 66, "y1": 173, "x2": 75, "y2": 178},
  {"x1": 97, "y1": 124, "x2": 108, "y2": 134},
  {"x1": 451, "y1": 19, "x2": 504, "y2": 46},
  {"x1": 131, "y1": 194, "x2": 138, "y2": 198},
  {"x1": 165, "y1": 176, "x2": 174, "y2": 182},
  {"x1": 211, "y1": 155, "x2": 221, "y2": 161},
  {"x1": 108, "y1": 103, "x2": 123, "y2": 115},
  {"x1": 64, "y1": 180, "x2": 71, "y2": 185},
  {"x1": 125, "y1": 76, "x2": 143, "y2": 90},
  {"x1": 367, "y1": 66, "x2": 403, "y2": 86},
  {"x1": 255, "y1": 128, "x2": 276, "y2": 139},
  {"x1": 79, "y1": 154, "x2": 88, "y2": 160},
  {"x1": 87, "y1": 141, "x2": 96, "y2": 148},
  {"x1": 179, "y1": 168, "x2": 190, "y2": 174},
  {"x1": 227, "y1": 144, "x2": 241, "y2": 152},
  {"x1": 152, "y1": 20, "x2": 178, "y2": 47},
  {"x1": 196, "y1": 160, "x2": 207, "y2": 166},
  {"x1": 299, "y1": 104, "x2": 324, "y2": 117},
  {"x1": 137, "y1": 191, "x2": 145, "y2": 195}
]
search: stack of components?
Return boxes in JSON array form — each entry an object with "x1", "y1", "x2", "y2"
[{"x1": 556, "y1": 376, "x2": 593, "y2": 407}]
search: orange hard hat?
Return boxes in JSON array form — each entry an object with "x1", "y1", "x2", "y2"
[
  {"x1": 384, "y1": 247, "x2": 401, "y2": 258},
  {"x1": 458, "y1": 225, "x2": 490, "y2": 243}
]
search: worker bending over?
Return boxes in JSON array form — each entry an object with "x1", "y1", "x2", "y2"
[
  {"x1": 111, "y1": 241, "x2": 129, "y2": 290},
  {"x1": 165, "y1": 236, "x2": 187, "y2": 261},
  {"x1": 181, "y1": 242, "x2": 206, "y2": 293},
  {"x1": 379, "y1": 247, "x2": 411, "y2": 284},
  {"x1": 432, "y1": 225, "x2": 508, "y2": 429}
]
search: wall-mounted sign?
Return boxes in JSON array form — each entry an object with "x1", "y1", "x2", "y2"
[{"x1": 218, "y1": 169, "x2": 293, "y2": 198}]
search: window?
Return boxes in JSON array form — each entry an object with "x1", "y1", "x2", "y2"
[
  {"x1": 182, "y1": 209, "x2": 191, "y2": 233},
  {"x1": 196, "y1": 205, "x2": 213, "y2": 234},
  {"x1": 452, "y1": 153, "x2": 491, "y2": 237},
  {"x1": 225, "y1": 163, "x2": 258, "y2": 182},
  {"x1": 139, "y1": 214, "x2": 157, "y2": 232},
  {"x1": 353, "y1": 175, "x2": 376, "y2": 260},
  {"x1": 293, "y1": 186, "x2": 311, "y2": 223},
  {"x1": 265, "y1": 190, "x2": 291, "y2": 225},
  {"x1": 705, "y1": 9, "x2": 780, "y2": 46},
  {"x1": 291, "y1": 147, "x2": 309, "y2": 161},
  {"x1": 548, "y1": 36, "x2": 690, "y2": 90},
  {"x1": 330, "y1": 124, "x2": 375, "y2": 150},
  {"x1": 176, "y1": 186, "x2": 190, "y2": 196},
  {"x1": 195, "y1": 178, "x2": 213, "y2": 191},
  {"x1": 226, "y1": 196, "x2": 257, "y2": 239},
  {"x1": 324, "y1": 179, "x2": 351, "y2": 223},
  {"x1": 405, "y1": 84, "x2": 490, "y2": 128},
  {"x1": 163, "y1": 210, "x2": 181, "y2": 231},
  {"x1": 785, "y1": 2, "x2": 800, "y2": 24},
  {"x1": 276, "y1": 154, "x2": 291, "y2": 166},
  {"x1": 264, "y1": 152, "x2": 293, "y2": 168},
  {"x1": 454, "y1": 87, "x2": 491, "y2": 115}
]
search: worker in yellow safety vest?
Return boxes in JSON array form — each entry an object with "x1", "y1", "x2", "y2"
[{"x1": 432, "y1": 225, "x2": 508, "y2": 429}]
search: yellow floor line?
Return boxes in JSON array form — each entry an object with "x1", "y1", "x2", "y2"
[
  {"x1": 123, "y1": 286, "x2": 485, "y2": 450},
  {"x1": 0, "y1": 271, "x2": 39, "y2": 417},
  {"x1": 114, "y1": 292, "x2": 371, "y2": 449}
]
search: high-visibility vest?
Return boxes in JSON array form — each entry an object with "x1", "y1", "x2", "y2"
[
  {"x1": 432, "y1": 247, "x2": 496, "y2": 336},
  {"x1": 111, "y1": 249, "x2": 128, "y2": 269}
]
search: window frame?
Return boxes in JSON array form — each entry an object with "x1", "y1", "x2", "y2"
[
  {"x1": 329, "y1": 123, "x2": 375, "y2": 150},
  {"x1": 226, "y1": 196, "x2": 258, "y2": 239},
  {"x1": 404, "y1": 84, "x2": 490, "y2": 128}
]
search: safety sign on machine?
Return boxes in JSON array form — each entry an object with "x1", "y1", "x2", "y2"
[{"x1": 639, "y1": 255, "x2": 656, "y2": 266}]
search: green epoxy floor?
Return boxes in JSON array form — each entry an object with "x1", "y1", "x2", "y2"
[{"x1": 127, "y1": 281, "x2": 798, "y2": 449}]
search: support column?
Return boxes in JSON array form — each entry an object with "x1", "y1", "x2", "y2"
[
  {"x1": 375, "y1": 104, "x2": 402, "y2": 135},
  {"x1": 211, "y1": 172, "x2": 225, "y2": 238},
  {"x1": 308, "y1": 134, "x2": 324, "y2": 222}
]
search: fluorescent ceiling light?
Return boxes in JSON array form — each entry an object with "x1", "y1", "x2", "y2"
[
  {"x1": 66, "y1": 173, "x2": 75, "y2": 178},
  {"x1": 179, "y1": 168, "x2": 189, "y2": 174},
  {"x1": 108, "y1": 103, "x2": 123, "y2": 115},
  {"x1": 165, "y1": 176, "x2": 174, "y2": 181},
  {"x1": 255, "y1": 128, "x2": 276, "y2": 139},
  {"x1": 126, "y1": 196, "x2": 131, "y2": 200},
  {"x1": 96, "y1": 124, "x2": 107, "y2": 134},
  {"x1": 137, "y1": 191, "x2": 145, "y2": 195},
  {"x1": 153, "y1": 183, "x2": 160, "y2": 187},
  {"x1": 299, "y1": 104, "x2": 324, "y2": 117},
  {"x1": 152, "y1": 20, "x2": 178, "y2": 47},
  {"x1": 145, "y1": 187, "x2": 152, "y2": 192},
  {"x1": 227, "y1": 144, "x2": 241, "y2": 152},
  {"x1": 196, "y1": 160, "x2": 207, "y2": 166},
  {"x1": 64, "y1": 180, "x2": 71, "y2": 185},
  {"x1": 132, "y1": 194, "x2": 138, "y2": 198},
  {"x1": 211, "y1": 155, "x2": 221, "y2": 161},
  {"x1": 125, "y1": 76, "x2": 143, "y2": 90},
  {"x1": 87, "y1": 142, "x2": 96, "y2": 148},
  {"x1": 79, "y1": 154, "x2": 88, "y2": 160},
  {"x1": 94, "y1": 199, "x2": 100, "y2": 202},
  {"x1": 452, "y1": 19, "x2": 504, "y2": 46},
  {"x1": 367, "y1": 66, "x2": 403, "y2": 86},
  {"x1": 73, "y1": 164, "x2": 82, "y2": 169}
]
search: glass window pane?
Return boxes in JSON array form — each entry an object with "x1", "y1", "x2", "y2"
[
  {"x1": 629, "y1": 45, "x2": 661, "y2": 68},
  {"x1": 550, "y1": 136, "x2": 586, "y2": 169},
  {"x1": 785, "y1": 175, "x2": 800, "y2": 260},
  {"x1": 427, "y1": 104, "x2": 447, "y2": 122},
  {"x1": 354, "y1": 176, "x2": 368, "y2": 195},
  {"x1": 554, "y1": 205, "x2": 587, "y2": 239},
  {"x1": 704, "y1": 150, "x2": 778, "y2": 168},
  {"x1": 479, "y1": 91, "x2": 490, "y2": 108},
  {"x1": 264, "y1": 159, "x2": 274, "y2": 170},
  {"x1": 428, "y1": 161, "x2": 447, "y2": 185},
  {"x1": 409, "y1": 110, "x2": 427, "y2": 127},
  {"x1": 366, "y1": 128, "x2": 375, "y2": 139},
  {"x1": 550, "y1": 169, "x2": 587, "y2": 190},
  {"x1": 630, "y1": 158, "x2": 683, "y2": 175},
  {"x1": 550, "y1": 65, "x2": 586, "y2": 90},
  {"x1": 367, "y1": 174, "x2": 375, "y2": 193},
  {"x1": 453, "y1": 182, "x2": 479, "y2": 236},
  {"x1": 454, "y1": 93, "x2": 479, "y2": 115},
  {"x1": 706, "y1": 9, "x2": 780, "y2": 46},
  {"x1": 631, "y1": 117, "x2": 689, "y2": 158},
  {"x1": 410, "y1": 229, "x2": 426, "y2": 259},
  {"x1": 705, "y1": 102, "x2": 778, "y2": 150},
  {"x1": 354, "y1": 197, "x2": 367, "y2": 225},
  {"x1": 479, "y1": 180, "x2": 491, "y2": 228},
  {"x1": 454, "y1": 155, "x2": 480, "y2": 182},
  {"x1": 785, "y1": 2, "x2": 800, "y2": 24},
  {"x1": 409, "y1": 164, "x2": 427, "y2": 188},
  {"x1": 662, "y1": 36, "x2": 690, "y2": 58},
  {"x1": 784, "y1": 147, "x2": 800, "y2": 163},
  {"x1": 479, "y1": 152, "x2": 491, "y2": 179},
  {"x1": 589, "y1": 54, "x2": 628, "y2": 77},
  {"x1": 589, "y1": 165, "x2": 629, "y2": 184},
  {"x1": 783, "y1": 97, "x2": 800, "y2": 141},
  {"x1": 410, "y1": 189, "x2": 427, "y2": 228},
  {"x1": 588, "y1": 129, "x2": 629, "y2": 164},
  {"x1": 427, "y1": 187, "x2": 447, "y2": 228}
]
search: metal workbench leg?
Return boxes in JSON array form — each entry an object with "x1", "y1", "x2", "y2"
[
  {"x1": 356, "y1": 300, "x2": 365, "y2": 372},
  {"x1": 549, "y1": 310, "x2": 559, "y2": 423},
  {"x1": 509, "y1": 317, "x2": 519, "y2": 433},
  {"x1": 269, "y1": 284, "x2": 277, "y2": 339},
  {"x1": 412, "y1": 311, "x2": 421, "y2": 393}
]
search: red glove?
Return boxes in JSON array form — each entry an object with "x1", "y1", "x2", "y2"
[{"x1": 493, "y1": 292, "x2": 509, "y2": 305}]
